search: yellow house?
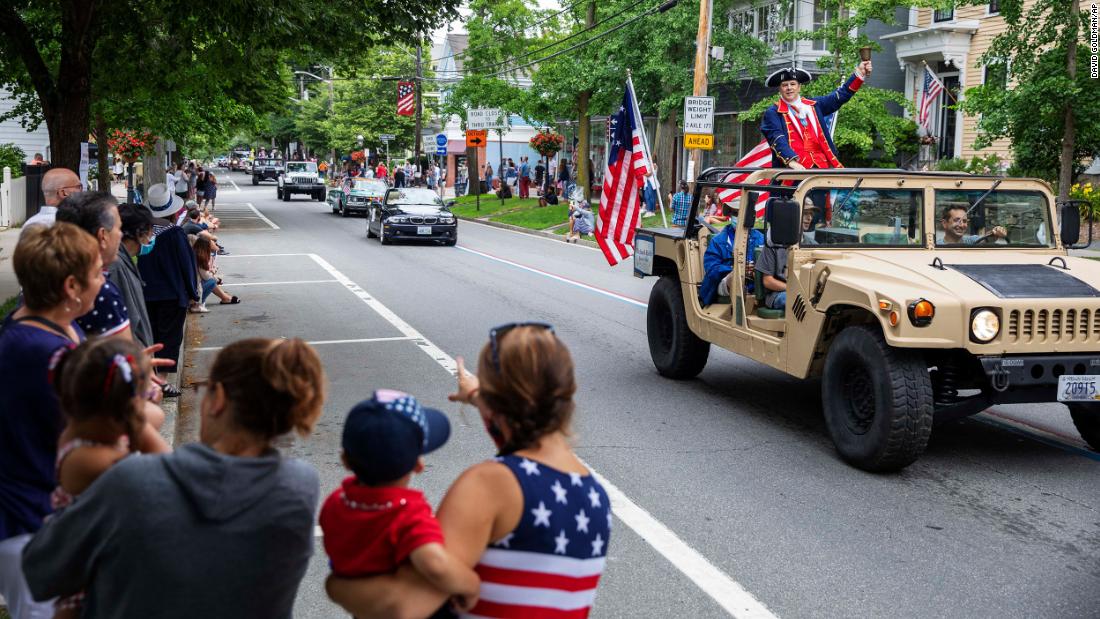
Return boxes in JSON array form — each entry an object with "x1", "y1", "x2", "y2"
[{"x1": 882, "y1": 1, "x2": 1016, "y2": 167}]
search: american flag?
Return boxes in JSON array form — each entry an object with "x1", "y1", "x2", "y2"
[
  {"x1": 396, "y1": 81, "x2": 415, "y2": 116},
  {"x1": 595, "y1": 80, "x2": 653, "y2": 266},
  {"x1": 462, "y1": 455, "x2": 611, "y2": 619},
  {"x1": 715, "y1": 139, "x2": 772, "y2": 216},
  {"x1": 918, "y1": 65, "x2": 944, "y2": 132}
]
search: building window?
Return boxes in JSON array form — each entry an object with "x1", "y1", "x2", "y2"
[
  {"x1": 984, "y1": 63, "x2": 1008, "y2": 89},
  {"x1": 987, "y1": 0, "x2": 999, "y2": 13},
  {"x1": 812, "y1": 0, "x2": 849, "y2": 51},
  {"x1": 756, "y1": 2, "x2": 794, "y2": 54},
  {"x1": 933, "y1": 5, "x2": 954, "y2": 21},
  {"x1": 728, "y1": 8, "x2": 753, "y2": 35}
]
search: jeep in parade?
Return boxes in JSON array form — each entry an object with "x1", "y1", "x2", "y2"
[
  {"x1": 276, "y1": 161, "x2": 326, "y2": 202},
  {"x1": 635, "y1": 167, "x2": 1100, "y2": 472}
]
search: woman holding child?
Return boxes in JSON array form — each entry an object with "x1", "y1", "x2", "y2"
[
  {"x1": 22, "y1": 337, "x2": 326, "y2": 618},
  {"x1": 328, "y1": 324, "x2": 612, "y2": 618}
]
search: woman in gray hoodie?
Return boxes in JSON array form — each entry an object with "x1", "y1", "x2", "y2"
[{"x1": 22, "y1": 337, "x2": 326, "y2": 619}]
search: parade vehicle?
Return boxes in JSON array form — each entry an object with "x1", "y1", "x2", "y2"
[
  {"x1": 229, "y1": 148, "x2": 251, "y2": 171},
  {"x1": 634, "y1": 167, "x2": 1100, "y2": 472},
  {"x1": 276, "y1": 161, "x2": 326, "y2": 202},
  {"x1": 328, "y1": 178, "x2": 388, "y2": 217},
  {"x1": 367, "y1": 187, "x2": 457, "y2": 246},
  {"x1": 252, "y1": 158, "x2": 284, "y2": 185}
]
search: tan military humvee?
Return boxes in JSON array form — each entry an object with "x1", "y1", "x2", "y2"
[{"x1": 634, "y1": 167, "x2": 1100, "y2": 471}]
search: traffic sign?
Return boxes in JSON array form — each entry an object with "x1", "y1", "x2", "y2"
[
  {"x1": 436, "y1": 146, "x2": 448, "y2": 156},
  {"x1": 435, "y1": 133, "x2": 448, "y2": 147},
  {"x1": 683, "y1": 133, "x2": 714, "y2": 150},
  {"x1": 379, "y1": 134, "x2": 395, "y2": 142},
  {"x1": 683, "y1": 96, "x2": 715, "y2": 135},
  {"x1": 466, "y1": 130, "x2": 488, "y2": 147},
  {"x1": 468, "y1": 108, "x2": 504, "y2": 130}
]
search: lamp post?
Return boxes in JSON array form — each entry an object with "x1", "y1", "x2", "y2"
[{"x1": 357, "y1": 134, "x2": 365, "y2": 174}]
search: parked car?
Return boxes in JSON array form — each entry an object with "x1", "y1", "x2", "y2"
[
  {"x1": 367, "y1": 188, "x2": 456, "y2": 246},
  {"x1": 277, "y1": 161, "x2": 326, "y2": 201},
  {"x1": 330, "y1": 178, "x2": 388, "y2": 217},
  {"x1": 252, "y1": 158, "x2": 284, "y2": 184}
]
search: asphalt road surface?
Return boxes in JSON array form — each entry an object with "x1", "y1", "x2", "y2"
[{"x1": 178, "y1": 172, "x2": 1100, "y2": 618}]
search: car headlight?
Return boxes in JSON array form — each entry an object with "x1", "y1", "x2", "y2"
[
  {"x1": 388, "y1": 216, "x2": 408, "y2": 223},
  {"x1": 970, "y1": 308, "x2": 1000, "y2": 343},
  {"x1": 438, "y1": 216, "x2": 455, "y2": 224}
]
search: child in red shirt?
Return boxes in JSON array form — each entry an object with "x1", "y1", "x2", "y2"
[{"x1": 319, "y1": 390, "x2": 479, "y2": 609}]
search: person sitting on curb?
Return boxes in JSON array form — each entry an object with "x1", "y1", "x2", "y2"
[
  {"x1": 567, "y1": 191, "x2": 595, "y2": 244},
  {"x1": 190, "y1": 237, "x2": 240, "y2": 312},
  {"x1": 538, "y1": 187, "x2": 560, "y2": 208},
  {"x1": 23, "y1": 338, "x2": 326, "y2": 618},
  {"x1": 319, "y1": 390, "x2": 480, "y2": 613}
]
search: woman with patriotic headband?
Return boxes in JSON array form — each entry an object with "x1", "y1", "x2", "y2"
[{"x1": 760, "y1": 60, "x2": 872, "y2": 170}]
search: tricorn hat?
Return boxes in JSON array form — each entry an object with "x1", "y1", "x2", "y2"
[{"x1": 765, "y1": 66, "x2": 813, "y2": 88}]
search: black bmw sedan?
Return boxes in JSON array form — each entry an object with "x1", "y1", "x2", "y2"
[{"x1": 367, "y1": 188, "x2": 457, "y2": 246}]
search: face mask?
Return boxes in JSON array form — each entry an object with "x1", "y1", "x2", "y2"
[{"x1": 139, "y1": 235, "x2": 156, "y2": 256}]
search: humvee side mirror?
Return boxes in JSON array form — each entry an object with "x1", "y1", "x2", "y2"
[
  {"x1": 1060, "y1": 203, "x2": 1081, "y2": 247},
  {"x1": 766, "y1": 198, "x2": 800, "y2": 246},
  {"x1": 742, "y1": 192, "x2": 759, "y2": 229}
]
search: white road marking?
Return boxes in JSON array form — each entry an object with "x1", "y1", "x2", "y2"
[
  {"x1": 456, "y1": 245, "x2": 647, "y2": 309},
  {"x1": 308, "y1": 253, "x2": 457, "y2": 375},
  {"x1": 587, "y1": 465, "x2": 778, "y2": 619},
  {"x1": 461, "y1": 218, "x2": 602, "y2": 252},
  {"x1": 193, "y1": 336, "x2": 414, "y2": 352},
  {"x1": 227, "y1": 176, "x2": 241, "y2": 192},
  {"x1": 307, "y1": 251, "x2": 770, "y2": 618},
  {"x1": 215, "y1": 253, "x2": 307, "y2": 258},
  {"x1": 219, "y1": 279, "x2": 338, "y2": 287},
  {"x1": 246, "y1": 201, "x2": 280, "y2": 229}
]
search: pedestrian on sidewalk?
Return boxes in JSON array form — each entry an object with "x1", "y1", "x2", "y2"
[
  {"x1": 112, "y1": 158, "x2": 124, "y2": 183},
  {"x1": 534, "y1": 159, "x2": 546, "y2": 196},
  {"x1": 203, "y1": 172, "x2": 218, "y2": 210},
  {"x1": 518, "y1": 156, "x2": 531, "y2": 198},
  {"x1": 327, "y1": 325, "x2": 612, "y2": 619},
  {"x1": 0, "y1": 223, "x2": 97, "y2": 619},
  {"x1": 23, "y1": 337, "x2": 327, "y2": 619},
  {"x1": 186, "y1": 162, "x2": 198, "y2": 200},
  {"x1": 670, "y1": 180, "x2": 691, "y2": 228},
  {"x1": 138, "y1": 184, "x2": 199, "y2": 398},
  {"x1": 21, "y1": 168, "x2": 83, "y2": 236},
  {"x1": 110, "y1": 203, "x2": 156, "y2": 347}
]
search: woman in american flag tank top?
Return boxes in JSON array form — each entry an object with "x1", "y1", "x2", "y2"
[{"x1": 327, "y1": 324, "x2": 612, "y2": 619}]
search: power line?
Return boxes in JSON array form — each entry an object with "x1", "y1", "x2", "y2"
[
  {"x1": 429, "y1": 0, "x2": 591, "y2": 65},
  {"x1": 477, "y1": 0, "x2": 680, "y2": 79}
]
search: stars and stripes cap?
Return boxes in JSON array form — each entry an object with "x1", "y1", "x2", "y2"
[{"x1": 342, "y1": 389, "x2": 451, "y2": 485}]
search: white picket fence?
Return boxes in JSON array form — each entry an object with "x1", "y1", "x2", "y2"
[{"x1": 0, "y1": 166, "x2": 27, "y2": 227}]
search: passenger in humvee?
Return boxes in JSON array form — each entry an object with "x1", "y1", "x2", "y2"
[
  {"x1": 698, "y1": 221, "x2": 765, "y2": 307},
  {"x1": 760, "y1": 203, "x2": 819, "y2": 310},
  {"x1": 938, "y1": 205, "x2": 1007, "y2": 245}
]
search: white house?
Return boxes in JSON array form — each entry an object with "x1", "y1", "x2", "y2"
[{"x1": 0, "y1": 89, "x2": 50, "y2": 163}]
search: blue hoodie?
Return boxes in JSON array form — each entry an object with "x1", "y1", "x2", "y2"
[{"x1": 698, "y1": 225, "x2": 764, "y2": 307}]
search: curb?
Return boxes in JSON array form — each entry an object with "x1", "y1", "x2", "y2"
[
  {"x1": 457, "y1": 215, "x2": 601, "y2": 250},
  {"x1": 158, "y1": 318, "x2": 187, "y2": 448}
]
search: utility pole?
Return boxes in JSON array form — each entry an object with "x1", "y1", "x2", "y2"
[
  {"x1": 414, "y1": 40, "x2": 423, "y2": 175},
  {"x1": 328, "y1": 66, "x2": 336, "y2": 166},
  {"x1": 689, "y1": 0, "x2": 713, "y2": 183},
  {"x1": 576, "y1": 0, "x2": 596, "y2": 202}
]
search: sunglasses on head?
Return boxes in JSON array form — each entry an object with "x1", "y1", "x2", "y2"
[{"x1": 489, "y1": 322, "x2": 555, "y2": 371}]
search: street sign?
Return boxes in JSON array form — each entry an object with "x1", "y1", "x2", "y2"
[
  {"x1": 166, "y1": 139, "x2": 176, "y2": 152},
  {"x1": 683, "y1": 96, "x2": 715, "y2": 135},
  {"x1": 468, "y1": 108, "x2": 504, "y2": 130},
  {"x1": 435, "y1": 133, "x2": 448, "y2": 147},
  {"x1": 379, "y1": 134, "x2": 395, "y2": 142},
  {"x1": 436, "y1": 146, "x2": 448, "y2": 156},
  {"x1": 466, "y1": 130, "x2": 488, "y2": 147},
  {"x1": 684, "y1": 134, "x2": 714, "y2": 150}
]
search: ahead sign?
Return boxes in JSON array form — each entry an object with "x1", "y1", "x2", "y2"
[
  {"x1": 683, "y1": 96, "x2": 715, "y2": 135},
  {"x1": 468, "y1": 108, "x2": 504, "y2": 130}
]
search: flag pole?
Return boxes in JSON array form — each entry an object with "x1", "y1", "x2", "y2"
[{"x1": 627, "y1": 71, "x2": 668, "y2": 228}]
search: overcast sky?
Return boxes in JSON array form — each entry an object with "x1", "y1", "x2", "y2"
[{"x1": 432, "y1": 0, "x2": 562, "y2": 41}]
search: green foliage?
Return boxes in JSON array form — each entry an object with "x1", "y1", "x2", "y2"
[
  {"x1": 933, "y1": 154, "x2": 1006, "y2": 174},
  {"x1": 934, "y1": 158, "x2": 969, "y2": 172},
  {"x1": 0, "y1": 143, "x2": 26, "y2": 177},
  {"x1": 1069, "y1": 182, "x2": 1100, "y2": 221}
]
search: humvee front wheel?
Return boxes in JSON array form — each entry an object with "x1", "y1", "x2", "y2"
[
  {"x1": 647, "y1": 276, "x2": 709, "y2": 379},
  {"x1": 822, "y1": 325, "x2": 933, "y2": 472},
  {"x1": 1066, "y1": 403, "x2": 1100, "y2": 451}
]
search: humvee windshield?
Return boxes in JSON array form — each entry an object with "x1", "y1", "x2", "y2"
[
  {"x1": 286, "y1": 162, "x2": 317, "y2": 174},
  {"x1": 802, "y1": 188, "x2": 924, "y2": 247},
  {"x1": 934, "y1": 190, "x2": 1053, "y2": 248}
]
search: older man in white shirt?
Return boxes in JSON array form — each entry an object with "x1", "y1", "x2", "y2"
[{"x1": 20, "y1": 168, "x2": 82, "y2": 237}]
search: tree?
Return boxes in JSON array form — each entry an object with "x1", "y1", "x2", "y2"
[
  {"x1": 958, "y1": 0, "x2": 1094, "y2": 195},
  {"x1": 0, "y1": 0, "x2": 460, "y2": 171}
]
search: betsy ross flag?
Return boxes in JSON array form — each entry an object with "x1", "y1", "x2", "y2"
[
  {"x1": 918, "y1": 65, "x2": 944, "y2": 131},
  {"x1": 396, "y1": 81, "x2": 415, "y2": 116},
  {"x1": 715, "y1": 139, "x2": 772, "y2": 216},
  {"x1": 596, "y1": 79, "x2": 653, "y2": 266}
]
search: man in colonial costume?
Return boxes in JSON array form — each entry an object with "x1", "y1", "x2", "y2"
[{"x1": 760, "y1": 61, "x2": 872, "y2": 169}]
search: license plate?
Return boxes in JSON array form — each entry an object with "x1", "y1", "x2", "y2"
[
  {"x1": 417, "y1": 226, "x2": 432, "y2": 235},
  {"x1": 1057, "y1": 375, "x2": 1100, "y2": 402}
]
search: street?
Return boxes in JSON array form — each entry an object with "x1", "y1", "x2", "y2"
[{"x1": 181, "y1": 173, "x2": 1100, "y2": 619}]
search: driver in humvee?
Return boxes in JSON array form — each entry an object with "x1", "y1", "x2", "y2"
[{"x1": 938, "y1": 205, "x2": 1008, "y2": 245}]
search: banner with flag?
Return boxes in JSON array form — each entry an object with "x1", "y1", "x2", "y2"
[
  {"x1": 917, "y1": 65, "x2": 944, "y2": 132},
  {"x1": 595, "y1": 79, "x2": 653, "y2": 266},
  {"x1": 715, "y1": 139, "x2": 772, "y2": 216},
  {"x1": 397, "y1": 81, "x2": 415, "y2": 116}
]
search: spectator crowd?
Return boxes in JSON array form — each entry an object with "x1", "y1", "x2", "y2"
[{"x1": 0, "y1": 165, "x2": 612, "y2": 619}]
